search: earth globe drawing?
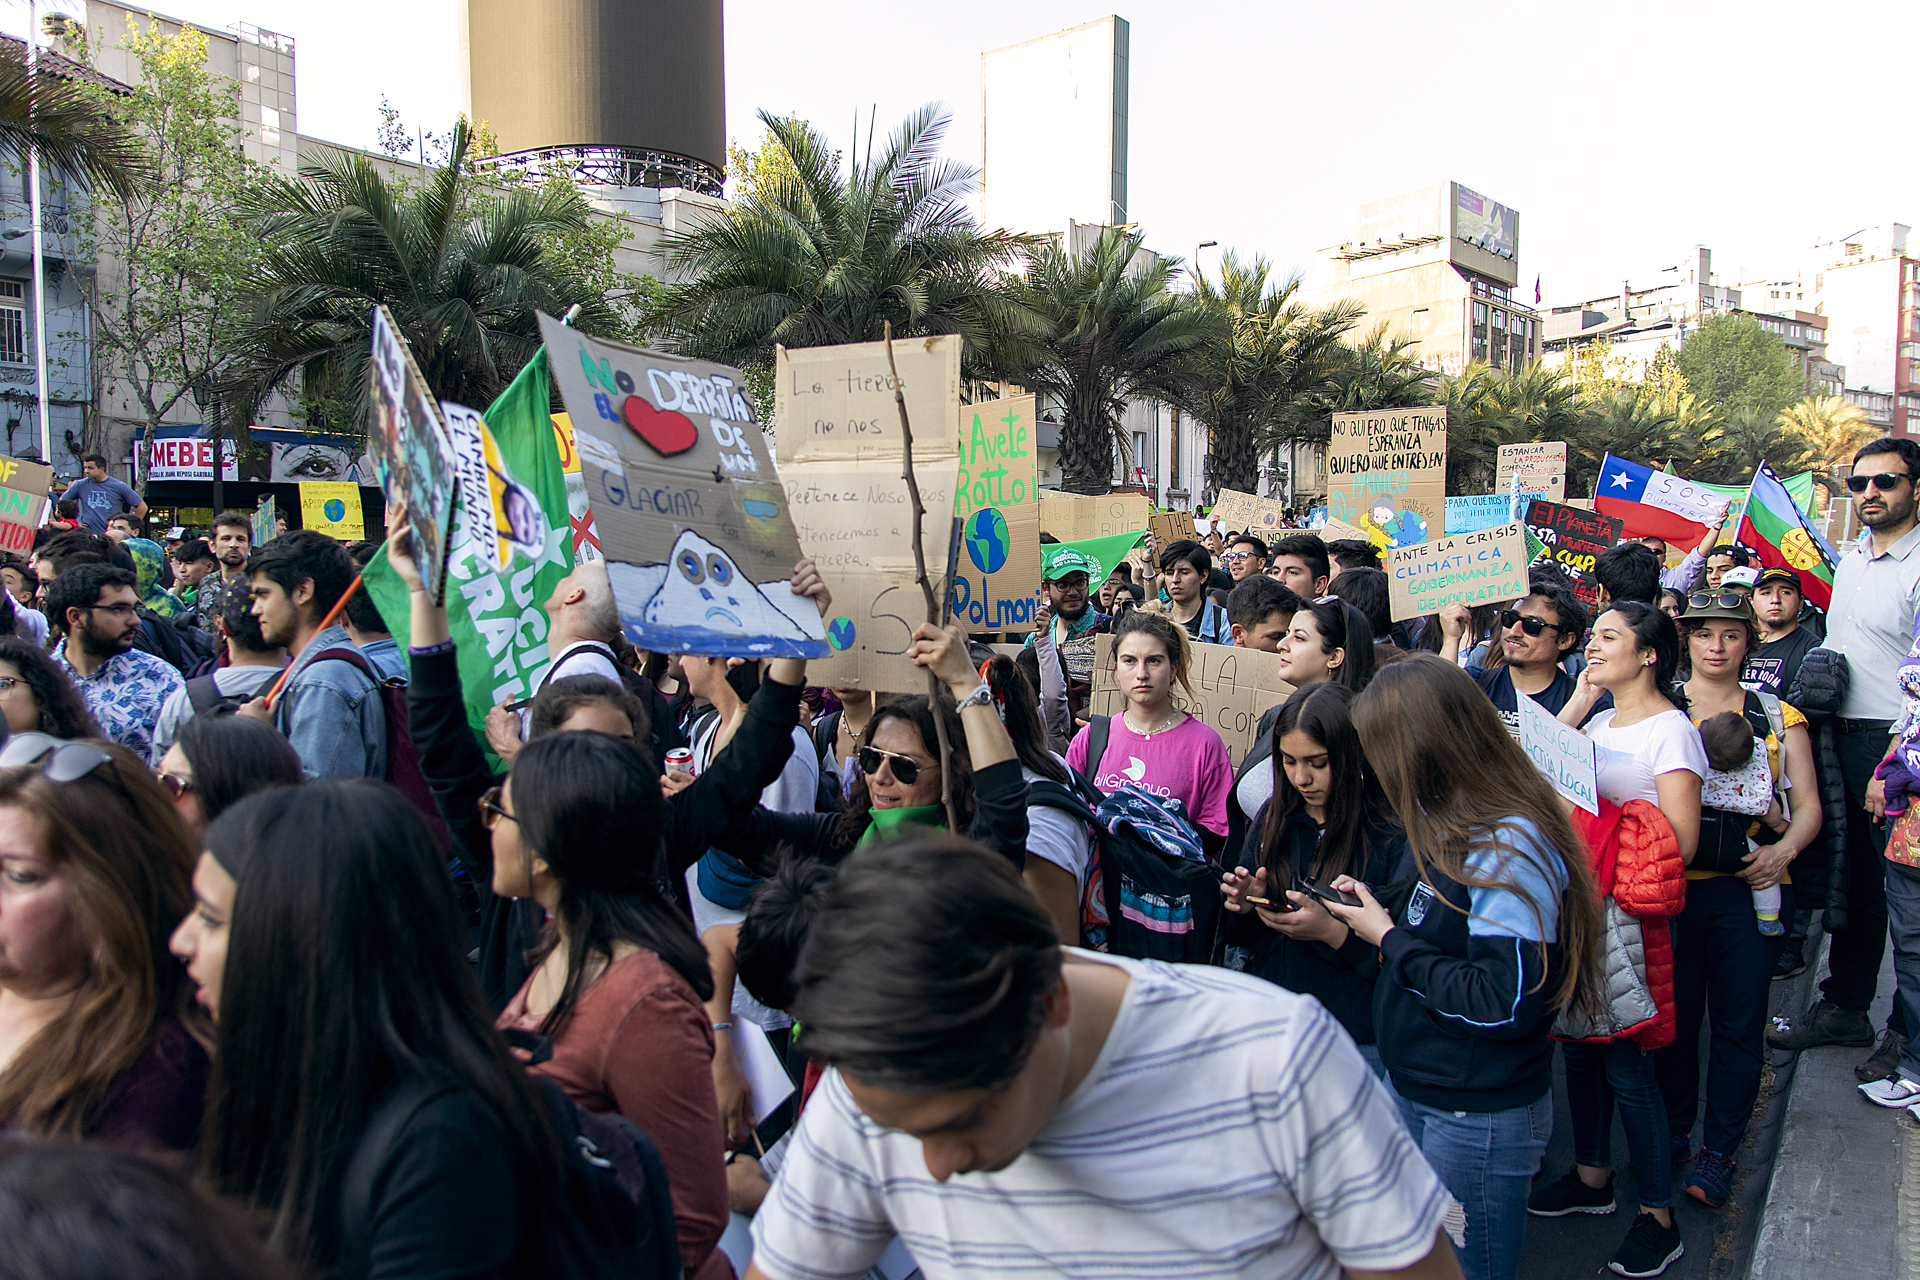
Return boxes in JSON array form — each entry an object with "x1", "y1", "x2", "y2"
[
  {"x1": 323, "y1": 498, "x2": 347, "y2": 522},
  {"x1": 965, "y1": 508, "x2": 1010, "y2": 574}
]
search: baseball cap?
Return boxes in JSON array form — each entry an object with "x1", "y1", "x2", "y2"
[
  {"x1": 1720, "y1": 566, "x2": 1760, "y2": 588},
  {"x1": 1041, "y1": 547, "x2": 1100, "y2": 582},
  {"x1": 1754, "y1": 566, "x2": 1802, "y2": 593}
]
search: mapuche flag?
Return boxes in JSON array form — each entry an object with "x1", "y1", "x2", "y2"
[{"x1": 1734, "y1": 461, "x2": 1839, "y2": 610}]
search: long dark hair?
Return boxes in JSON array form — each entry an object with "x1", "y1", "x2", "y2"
[
  {"x1": 174, "y1": 715, "x2": 304, "y2": 826},
  {"x1": 836, "y1": 693, "x2": 976, "y2": 846},
  {"x1": 1352, "y1": 654, "x2": 1603, "y2": 1017},
  {"x1": 0, "y1": 636, "x2": 102, "y2": 738},
  {"x1": 1294, "y1": 598, "x2": 1375, "y2": 692},
  {"x1": 202, "y1": 782, "x2": 559, "y2": 1270},
  {"x1": 510, "y1": 732, "x2": 714, "y2": 1036},
  {"x1": 1255, "y1": 684, "x2": 1378, "y2": 889},
  {"x1": 1599, "y1": 599, "x2": 1682, "y2": 704},
  {"x1": 984, "y1": 655, "x2": 1067, "y2": 784}
]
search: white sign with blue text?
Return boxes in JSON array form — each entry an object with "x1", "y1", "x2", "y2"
[{"x1": 1518, "y1": 690, "x2": 1599, "y2": 815}]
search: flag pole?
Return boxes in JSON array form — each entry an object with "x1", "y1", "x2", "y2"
[{"x1": 261, "y1": 574, "x2": 366, "y2": 711}]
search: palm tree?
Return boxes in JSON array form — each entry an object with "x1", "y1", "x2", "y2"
[
  {"x1": 1566, "y1": 386, "x2": 1707, "y2": 495},
  {"x1": 0, "y1": 46, "x2": 147, "y2": 201},
  {"x1": 1437, "y1": 361, "x2": 1584, "y2": 494},
  {"x1": 1694, "y1": 406, "x2": 1821, "y2": 485},
  {"x1": 1002, "y1": 226, "x2": 1224, "y2": 493},
  {"x1": 224, "y1": 118, "x2": 622, "y2": 427},
  {"x1": 1164, "y1": 252, "x2": 1361, "y2": 498},
  {"x1": 1780, "y1": 394, "x2": 1876, "y2": 468},
  {"x1": 1259, "y1": 326, "x2": 1432, "y2": 500},
  {"x1": 648, "y1": 106, "x2": 1039, "y2": 391}
]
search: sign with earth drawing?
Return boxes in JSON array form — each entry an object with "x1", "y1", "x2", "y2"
[{"x1": 948, "y1": 394, "x2": 1039, "y2": 633}]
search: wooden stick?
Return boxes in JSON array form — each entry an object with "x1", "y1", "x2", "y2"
[
  {"x1": 261, "y1": 573, "x2": 366, "y2": 711},
  {"x1": 883, "y1": 320, "x2": 959, "y2": 834}
]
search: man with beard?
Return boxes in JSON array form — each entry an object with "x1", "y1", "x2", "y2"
[
  {"x1": 1771, "y1": 438, "x2": 1920, "y2": 1080},
  {"x1": 191, "y1": 511, "x2": 254, "y2": 631},
  {"x1": 236, "y1": 530, "x2": 387, "y2": 779},
  {"x1": 47, "y1": 563, "x2": 184, "y2": 761},
  {"x1": 1020, "y1": 547, "x2": 1111, "y2": 733},
  {"x1": 1439, "y1": 583, "x2": 1589, "y2": 739}
]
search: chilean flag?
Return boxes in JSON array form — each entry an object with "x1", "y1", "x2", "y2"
[{"x1": 1593, "y1": 454, "x2": 1727, "y2": 544}]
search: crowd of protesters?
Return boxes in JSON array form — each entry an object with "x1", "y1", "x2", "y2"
[{"x1": 1, "y1": 439, "x2": 1918, "y2": 1280}]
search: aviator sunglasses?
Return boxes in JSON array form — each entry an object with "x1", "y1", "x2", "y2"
[
  {"x1": 1686, "y1": 590, "x2": 1751, "y2": 611},
  {"x1": 858, "y1": 745, "x2": 927, "y2": 786}
]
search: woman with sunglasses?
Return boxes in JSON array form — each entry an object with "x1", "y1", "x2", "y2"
[
  {"x1": 0, "y1": 734, "x2": 207, "y2": 1153},
  {"x1": 0, "y1": 637, "x2": 101, "y2": 741},
  {"x1": 155, "y1": 714, "x2": 304, "y2": 840},
  {"x1": 1273, "y1": 597, "x2": 1374, "y2": 693},
  {"x1": 176, "y1": 782, "x2": 565, "y2": 1280},
  {"x1": 1659, "y1": 590, "x2": 1820, "y2": 1208}
]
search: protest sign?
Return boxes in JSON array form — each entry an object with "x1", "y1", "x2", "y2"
[
  {"x1": 1210, "y1": 487, "x2": 1290, "y2": 536},
  {"x1": 774, "y1": 335, "x2": 961, "y2": 688},
  {"x1": 368, "y1": 304, "x2": 459, "y2": 602},
  {"x1": 1496, "y1": 441, "x2": 1567, "y2": 503},
  {"x1": 441, "y1": 401, "x2": 551, "y2": 575},
  {"x1": 550, "y1": 412, "x2": 602, "y2": 563},
  {"x1": 1316, "y1": 517, "x2": 1374, "y2": 544},
  {"x1": 948, "y1": 394, "x2": 1040, "y2": 633},
  {"x1": 1446, "y1": 493, "x2": 1546, "y2": 535},
  {"x1": 0, "y1": 456, "x2": 51, "y2": 552},
  {"x1": 1148, "y1": 509, "x2": 1198, "y2": 548},
  {"x1": 1524, "y1": 498, "x2": 1624, "y2": 611},
  {"x1": 1518, "y1": 689, "x2": 1599, "y2": 814},
  {"x1": 1039, "y1": 490, "x2": 1151, "y2": 541},
  {"x1": 543, "y1": 315, "x2": 828, "y2": 661},
  {"x1": 1385, "y1": 522, "x2": 1531, "y2": 621},
  {"x1": 1089, "y1": 634, "x2": 1294, "y2": 766},
  {"x1": 298, "y1": 481, "x2": 363, "y2": 540},
  {"x1": 251, "y1": 496, "x2": 277, "y2": 546},
  {"x1": 1326, "y1": 407, "x2": 1446, "y2": 549}
]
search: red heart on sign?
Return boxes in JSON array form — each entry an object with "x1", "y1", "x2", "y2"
[{"x1": 621, "y1": 396, "x2": 699, "y2": 456}]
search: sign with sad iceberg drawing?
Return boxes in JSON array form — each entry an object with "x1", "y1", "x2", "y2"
[{"x1": 539, "y1": 313, "x2": 828, "y2": 659}]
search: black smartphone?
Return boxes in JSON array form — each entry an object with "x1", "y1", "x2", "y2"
[{"x1": 1296, "y1": 873, "x2": 1365, "y2": 910}]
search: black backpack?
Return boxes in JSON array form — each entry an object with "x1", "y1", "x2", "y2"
[
  {"x1": 342, "y1": 1075, "x2": 680, "y2": 1280},
  {"x1": 135, "y1": 611, "x2": 218, "y2": 678},
  {"x1": 1030, "y1": 716, "x2": 1224, "y2": 965}
]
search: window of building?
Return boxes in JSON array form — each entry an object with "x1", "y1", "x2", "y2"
[
  {"x1": 0, "y1": 281, "x2": 24, "y2": 364},
  {"x1": 1473, "y1": 302, "x2": 1488, "y2": 324}
]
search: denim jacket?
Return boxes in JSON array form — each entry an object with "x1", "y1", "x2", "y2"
[{"x1": 275, "y1": 624, "x2": 388, "y2": 779}]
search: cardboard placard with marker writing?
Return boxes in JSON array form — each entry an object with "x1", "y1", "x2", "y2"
[
  {"x1": 1088, "y1": 634, "x2": 1294, "y2": 767},
  {"x1": 948, "y1": 394, "x2": 1040, "y2": 633},
  {"x1": 1523, "y1": 498, "x2": 1623, "y2": 613},
  {"x1": 1325, "y1": 407, "x2": 1447, "y2": 548},
  {"x1": 1496, "y1": 441, "x2": 1567, "y2": 503},
  {"x1": 1385, "y1": 522, "x2": 1532, "y2": 622},
  {"x1": 1039, "y1": 491, "x2": 1151, "y2": 541},
  {"x1": 0, "y1": 456, "x2": 51, "y2": 552},
  {"x1": 1210, "y1": 487, "x2": 1291, "y2": 536},
  {"x1": 1148, "y1": 509, "x2": 1198, "y2": 548}
]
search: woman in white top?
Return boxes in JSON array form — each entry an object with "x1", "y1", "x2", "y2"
[{"x1": 981, "y1": 653, "x2": 1093, "y2": 944}]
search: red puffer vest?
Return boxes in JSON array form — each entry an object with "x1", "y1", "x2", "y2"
[{"x1": 1569, "y1": 798, "x2": 1687, "y2": 1051}]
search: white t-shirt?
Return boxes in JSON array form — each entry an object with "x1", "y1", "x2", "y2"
[
  {"x1": 750, "y1": 952, "x2": 1453, "y2": 1280},
  {"x1": 522, "y1": 642, "x2": 625, "y2": 736},
  {"x1": 1023, "y1": 762, "x2": 1095, "y2": 890},
  {"x1": 1586, "y1": 707, "x2": 1708, "y2": 807},
  {"x1": 693, "y1": 720, "x2": 818, "y2": 816}
]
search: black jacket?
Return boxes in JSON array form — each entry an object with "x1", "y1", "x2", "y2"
[
  {"x1": 1225, "y1": 803, "x2": 1403, "y2": 1045},
  {"x1": 408, "y1": 648, "x2": 806, "y2": 1009}
]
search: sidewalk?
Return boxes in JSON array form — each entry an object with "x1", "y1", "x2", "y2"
[{"x1": 1751, "y1": 939, "x2": 1911, "y2": 1279}]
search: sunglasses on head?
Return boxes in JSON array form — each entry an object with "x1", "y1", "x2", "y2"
[
  {"x1": 1498, "y1": 609, "x2": 1564, "y2": 636},
  {"x1": 1846, "y1": 472, "x2": 1913, "y2": 493},
  {"x1": 1687, "y1": 590, "x2": 1750, "y2": 611},
  {"x1": 0, "y1": 732, "x2": 114, "y2": 783},
  {"x1": 858, "y1": 745, "x2": 927, "y2": 786}
]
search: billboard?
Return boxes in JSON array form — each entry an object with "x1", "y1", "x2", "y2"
[
  {"x1": 980, "y1": 16, "x2": 1129, "y2": 235},
  {"x1": 1455, "y1": 185, "x2": 1517, "y2": 261}
]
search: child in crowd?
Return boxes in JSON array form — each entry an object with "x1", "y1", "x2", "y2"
[{"x1": 1697, "y1": 711, "x2": 1786, "y2": 936}]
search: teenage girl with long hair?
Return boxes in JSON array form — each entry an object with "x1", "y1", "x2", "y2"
[
  {"x1": 1326, "y1": 653, "x2": 1603, "y2": 1280},
  {"x1": 1273, "y1": 597, "x2": 1375, "y2": 693}
]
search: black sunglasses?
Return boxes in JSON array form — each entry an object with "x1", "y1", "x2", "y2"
[
  {"x1": 478, "y1": 785, "x2": 517, "y2": 826},
  {"x1": 0, "y1": 732, "x2": 113, "y2": 782},
  {"x1": 1846, "y1": 472, "x2": 1913, "y2": 493},
  {"x1": 1498, "y1": 609, "x2": 1564, "y2": 637},
  {"x1": 858, "y1": 745, "x2": 925, "y2": 786},
  {"x1": 1687, "y1": 590, "x2": 1751, "y2": 611}
]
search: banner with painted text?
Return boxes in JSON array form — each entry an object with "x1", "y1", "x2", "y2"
[
  {"x1": 1386, "y1": 522, "x2": 1531, "y2": 621},
  {"x1": 298, "y1": 481, "x2": 363, "y2": 540},
  {"x1": 0, "y1": 456, "x2": 50, "y2": 552},
  {"x1": 1524, "y1": 498, "x2": 1623, "y2": 612}
]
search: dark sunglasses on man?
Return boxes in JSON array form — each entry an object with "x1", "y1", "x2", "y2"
[
  {"x1": 1498, "y1": 609, "x2": 1563, "y2": 637},
  {"x1": 1845, "y1": 472, "x2": 1913, "y2": 493}
]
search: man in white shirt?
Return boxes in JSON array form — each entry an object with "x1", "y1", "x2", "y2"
[
  {"x1": 498, "y1": 560, "x2": 626, "y2": 743},
  {"x1": 747, "y1": 839, "x2": 1462, "y2": 1280}
]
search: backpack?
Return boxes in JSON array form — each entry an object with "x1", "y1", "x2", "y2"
[
  {"x1": 341, "y1": 1075, "x2": 681, "y2": 1280},
  {"x1": 309, "y1": 647, "x2": 447, "y2": 846},
  {"x1": 135, "y1": 611, "x2": 218, "y2": 679},
  {"x1": 810, "y1": 709, "x2": 845, "y2": 814},
  {"x1": 185, "y1": 672, "x2": 244, "y2": 717},
  {"x1": 1031, "y1": 716, "x2": 1223, "y2": 963}
]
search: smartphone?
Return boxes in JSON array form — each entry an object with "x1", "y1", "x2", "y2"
[
  {"x1": 1296, "y1": 873, "x2": 1365, "y2": 910},
  {"x1": 1243, "y1": 894, "x2": 1297, "y2": 912}
]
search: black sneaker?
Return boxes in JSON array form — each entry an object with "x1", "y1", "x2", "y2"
[
  {"x1": 1767, "y1": 1000, "x2": 1875, "y2": 1050},
  {"x1": 1528, "y1": 1168, "x2": 1617, "y2": 1217},
  {"x1": 1857, "y1": 1028, "x2": 1911, "y2": 1083},
  {"x1": 1609, "y1": 1212, "x2": 1684, "y2": 1277},
  {"x1": 1774, "y1": 941, "x2": 1808, "y2": 980}
]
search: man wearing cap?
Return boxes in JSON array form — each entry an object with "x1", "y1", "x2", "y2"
[
  {"x1": 1744, "y1": 566, "x2": 1820, "y2": 699},
  {"x1": 1705, "y1": 543, "x2": 1753, "y2": 591},
  {"x1": 1022, "y1": 546, "x2": 1111, "y2": 732}
]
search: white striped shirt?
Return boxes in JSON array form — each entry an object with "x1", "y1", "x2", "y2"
[{"x1": 751, "y1": 952, "x2": 1452, "y2": 1280}]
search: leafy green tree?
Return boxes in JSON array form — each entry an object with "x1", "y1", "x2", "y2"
[
  {"x1": 1002, "y1": 226, "x2": 1224, "y2": 493},
  {"x1": 1694, "y1": 406, "x2": 1821, "y2": 485},
  {"x1": 1164, "y1": 252, "x2": 1360, "y2": 497},
  {"x1": 726, "y1": 115, "x2": 839, "y2": 206},
  {"x1": 649, "y1": 106, "x2": 1038, "y2": 412},
  {"x1": 224, "y1": 118, "x2": 626, "y2": 431},
  {"x1": 0, "y1": 45, "x2": 146, "y2": 200},
  {"x1": 1566, "y1": 386, "x2": 1705, "y2": 494},
  {"x1": 1675, "y1": 312, "x2": 1808, "y2": 422}
]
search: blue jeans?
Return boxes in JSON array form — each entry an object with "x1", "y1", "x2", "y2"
[
  {"x1": 1883, "y1": 861, "x2": 1920, "y2": 1081},
  {"x1": 1562, "y1": 1039, "x2": 1672, "y2": 1209},
  {"x1": 1386, "y1": 1079, "x2": 1551, "y2": 1280}
]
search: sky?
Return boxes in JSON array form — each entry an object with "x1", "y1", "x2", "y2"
[{"x1": 6, "y1": 0, "x2": 1913, "y2": 309}]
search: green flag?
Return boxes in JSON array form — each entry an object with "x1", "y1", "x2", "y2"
[
  {"x1": 364, "y1": 348, "x2": 575, "y2": 764},
  {"x1": 1044, "y1": 531, "x2": 1147, "y2": 588}
]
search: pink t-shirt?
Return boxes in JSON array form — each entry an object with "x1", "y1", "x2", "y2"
[{"x1": 1067, "y1": 713, "x2": 1234, "y2": 837}]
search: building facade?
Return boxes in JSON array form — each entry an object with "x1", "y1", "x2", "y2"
[{"x1": 1805, "y1": 223, "x2": 1917, "y2": 435}]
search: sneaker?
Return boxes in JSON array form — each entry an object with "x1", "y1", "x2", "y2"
[
  {"x1": 1528, "y1": 1168, "x2": 1617, "y2": 1217},
  {"x1": 1669, "y1": 1132, "x2": 1692, "y2": 1165},
  {"x1": 1767, "y1": 1000, "x2": 1875, "y2": 1050},
  {"x1": 1773, "y1": 941, "x2": 1808, "y2": 980},
  {"x1": 1609, "y1": 1212, "x2": 1684, "y2": 1277},
  {"x1": 1857, "y1": 1029, "x2": 1911, "y2": 1083},
  {"x1": 1686, "y1": 1147, "x2": 1735, "y2": 1208},
  {"x1": 1859, "y1": 1075, "x2": 1920, "y2": 1108}
]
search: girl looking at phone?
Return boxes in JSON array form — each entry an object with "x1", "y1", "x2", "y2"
[{"x1": 1220, "y1": 684, "x2": 1406, "y2": 1074}]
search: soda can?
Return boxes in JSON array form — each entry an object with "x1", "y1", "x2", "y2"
[{"x1": 664, "y1": 748, "x2": 694, "y2": 775}]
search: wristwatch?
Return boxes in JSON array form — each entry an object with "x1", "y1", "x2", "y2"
[{"x1": 956, "y1": 683, "x2": 994, "y2": 712}]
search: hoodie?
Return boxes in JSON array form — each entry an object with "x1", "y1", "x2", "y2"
[{"x1": 124, "y1": 538, "x2": 186, "y2": 619}]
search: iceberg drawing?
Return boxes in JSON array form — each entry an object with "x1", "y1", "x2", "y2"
[{"x1": 607, "y1": 529, "x2": 830, "y2": 659}]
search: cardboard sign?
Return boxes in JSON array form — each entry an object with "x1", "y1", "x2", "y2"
[
  {"x1": 1088, "y1": 633, "x2": 1295, "y2": 767},
  {"x1": 1523, "y1": 499, "x2": 1624, "y2": 612},
  {"x1": 1496, "y1": 441, "x2": 1568, "y2": 503},
  {"x1": 252, "y1": 495, "x2": 277, "y2": 546},
  {"x1": 542, "y1": 316, "x2": 828, "y2": 660},
  {"x1": 551, "y1": 413, "x2": 602, "y2": 563},
  {"x1": 1518, "y1": 689, "x2": 1599, "y2": 814},
  {"x1": 774, "y1": 335, "x2": 961, "y2": 689},
  {"x1": 1326, "y1": 407, "x2": 1447, "y2": 548},
  {"x1": 1210, "y1": 487, "x2": 1290, "y2": 536},
  {"x1": 0, "y1": 455, "x2": 51, "y2": 552},
  {"x1": 1386, "y1": 522, "x2": 1531, "y2": 622},
  {"x1": 368, "y1": 304, "x2": 459, "y2": 601},
  {"x1": 1039, "y1": 491, "x2": 1151, "y2": 541},
  {"x1": 1446, "y1": 492, "x2": 1545, "y2": 535},
  {"x1": 1316, "y1": 517, "x2": 1374, "y2": 544},
  {"x1": 949, "y1": 394, "x2": 1040, "y2": 633},
  {"x1": 1148, "y1": 509, "x2": 1198, "y2": 548},
  {"x1": 298, "y1": 481, "x2": 363, "y2": 540}
]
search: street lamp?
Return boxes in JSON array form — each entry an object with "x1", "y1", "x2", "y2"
[
  {"x1": 1193, "y1": 240, "x2": 1218, "y2": 289},
  {"x1": 190, "y1": 380, "x2": 223, "y2": 515}
]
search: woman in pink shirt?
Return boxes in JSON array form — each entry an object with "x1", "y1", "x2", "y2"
[{"x1": 1066, "y1": 611, "x2": 1235, "y2": 858}]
